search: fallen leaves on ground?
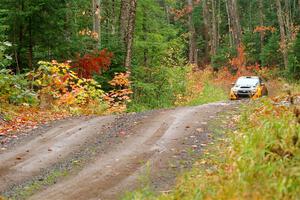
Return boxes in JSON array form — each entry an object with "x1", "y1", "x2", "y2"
[{"x1": 0, "y1": 106, "x2": 70, "y2": 139}]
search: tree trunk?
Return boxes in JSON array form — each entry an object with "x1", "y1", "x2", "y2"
[
  {"x1": 276, "y1": 0, "x2": 288, "y2": 69},
  {"x1": 15, "y1": 0, "x2": 24, "y2": 73},
  {"x1": 120, "y1": 0, "x2": 130, "y2": 44},
  {"x1": 284, "y1": 0, "x2": 292, "y2": 39},
  {"x1": 211, "y1": 0, "x2": 218, "y2": 56},
  {"x1": 142, "y1": 5, "x2": 148, "y2": 66},
  {"x1": 258, "y1": 0, "x2": 265, "y2": 52},
  {"x1": 28, "y1": 17, "x2": 33, "y2": 69},
  {"x1": 225, "y1": 0, "x2": 233, "y2": 48},
  {"x1": 124, "y1": 0, "x2": 137, "y2": 70},
  {"x1": 92, "y1": 0, "x2": 101, "y2": 47},
  {"x1": 226, "y1": 0, "x2": 242, "y2": 50},
  {"x1": 111, "y1": 0, "x2": 116, "y2": 34},
  {"x1": 187, "y1": 0, "x2": 197, "y2": 64},
  {"x1": 202, "y1": 0, "x2": 211, "y2": 62}
]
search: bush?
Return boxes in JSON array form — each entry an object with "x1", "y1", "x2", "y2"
[
  {"x1": 0, "y1": 41, "x2": 12, "y2": 68},
  {"x1": 0, "y1": 69, "x2": 37, "y2": 105},
  {"x1": 71, "y1": 49, "x2": 113, "y2": 79},
  {"x1": 30, "y1": 61, "x2": 104, "y2": 106},
  {"x1": 104, "y1": 72, "x2": 133, "y2": 113}
]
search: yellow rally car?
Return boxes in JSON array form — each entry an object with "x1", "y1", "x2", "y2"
[{"x1": 230, "y1": 76, "x2": 268, "y2": 100}]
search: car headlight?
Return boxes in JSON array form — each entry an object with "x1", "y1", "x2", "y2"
[
  {"x1": 251, "y1": 88, "x2": 257, "y2": 94},
  {"x1": 231, "y1": 88, "x2": 238, "y2": 94}
]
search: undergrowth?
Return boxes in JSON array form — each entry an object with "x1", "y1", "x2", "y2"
[
  {"x1": 128, "y1": 67, "x2": 228, "y2": 112},
  {"x1": 187, "y1": 82, "x2": 227, "y2": 106}
]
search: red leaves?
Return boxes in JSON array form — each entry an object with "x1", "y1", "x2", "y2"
[{"x1": 72, "y1": 49, "x2": 113, "y2": 79}]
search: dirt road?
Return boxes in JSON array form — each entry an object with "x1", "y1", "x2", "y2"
[{"x1": 0, "y1": 102, "x2": 239, "y2": 200}]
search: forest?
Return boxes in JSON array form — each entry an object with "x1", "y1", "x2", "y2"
[
  {"x1": 0, "y1": 0, "x2": 300, "y2": 199},
  {"x1": 0, "y1": 0, "x2": 300, "y2": 111}
]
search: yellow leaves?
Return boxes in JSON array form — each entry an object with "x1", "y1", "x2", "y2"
[
  {"x1": 31, "y1": 61, "x2": 105, "y2": 107},
  {"x1": 50, "y1": 66, "x2": 59, "y2": 74},
  {"x1": 35, "y1": 79, "x2": 42, "y2": 86}
]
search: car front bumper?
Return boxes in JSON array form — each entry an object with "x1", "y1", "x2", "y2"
[{"x1": 230, "y1": 90, "x2": 254, "y2": 100}]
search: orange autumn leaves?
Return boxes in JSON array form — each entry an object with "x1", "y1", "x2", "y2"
[
  {"x1": 0, "y1": 107, "x2": 69, "y2": 136},
  {"x1": 105, "y1": 72, "x2": 133, "y2": 113},
  {"x1": 1, "y1": 60, "x2": 132, "y2": 137},
  {"x1": 170, "y1": 0, "x2": 201, "y2": 20}
]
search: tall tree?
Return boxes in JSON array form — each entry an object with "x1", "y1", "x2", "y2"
[
  {"x1": 258, "y1": 0, "x2": 265, "y2": 51},
  {"x1": 226, "y1": 0, "x2": 242, "y2": 50},
  {"x1": 187, "y1": 0, "x2": 197, "y2": 64},
  {"x1": 120, "y1": 0, "x2": 130, "y2": 44},
  {"x1": 202, "y1": 0, "x2": 212, "y2": 61},
  {"x1": 276, "y1": 0, "x2": 288, "y2": 69},
  {"x1": 211, "y1": 0, "x2": 218, "y2": 56},
  {"x1": 124, "y1": 0, "x2": 137, "y2": 69},
  {"x1": 92, "y1": 0, "x2": 101, "y2": 46}
]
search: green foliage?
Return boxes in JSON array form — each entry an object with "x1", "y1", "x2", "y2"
[
  {"x1": 0, "y1": 0, "x2": 95, "y2": 70},
  {"x1": 134, "y1": 0, "x2": 185, "y2": 67},
  {"x1": 243, "y1": 29, "x2": 261, "y2": 64},
  {"x1": 0, "y1": 69, "x2": 37, "y2": 105},
  {"x1": 0, "y1": 41, "x2": 12, "y2": 68},
  {"x1": 260, "y1": 33, "x2": 283, "y2": 67},
  {"x1": 188, "y1": 82, "x2": 227, "y2": 106},
  {"x1": 31, "y1": 61, "x2": 104, "y2": 106},
  {"x1": 211, "y1": 46, "x2": 232, "y2": 70},
  {"x1": 288, "y1": 33, "x2": 300, "y2": 80},
  {"x1": 128, "y1": 65, "x2": 189, "y2": 112},
  {"x1": 122, "y1": 187, "x2": 155, "y2": 200}
]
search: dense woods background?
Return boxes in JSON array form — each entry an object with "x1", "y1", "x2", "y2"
[{"x1": 1, "y1": 0, "x2": 300, "y2": 75}]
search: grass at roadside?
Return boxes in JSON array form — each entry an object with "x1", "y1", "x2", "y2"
[
  {"x1": 6, "y1": 169, "x2": 68, "y2": 200},
  {"x1": 187, "y1": 82, "x2": 227, "y2": 106},
  {"x1": 157, "y1": 99, "x2": 300, "y2": 200}
]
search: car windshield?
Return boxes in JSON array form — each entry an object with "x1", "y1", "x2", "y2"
[{"x1": 235, "y1": 78, "x2": 259, "y2": 86}]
